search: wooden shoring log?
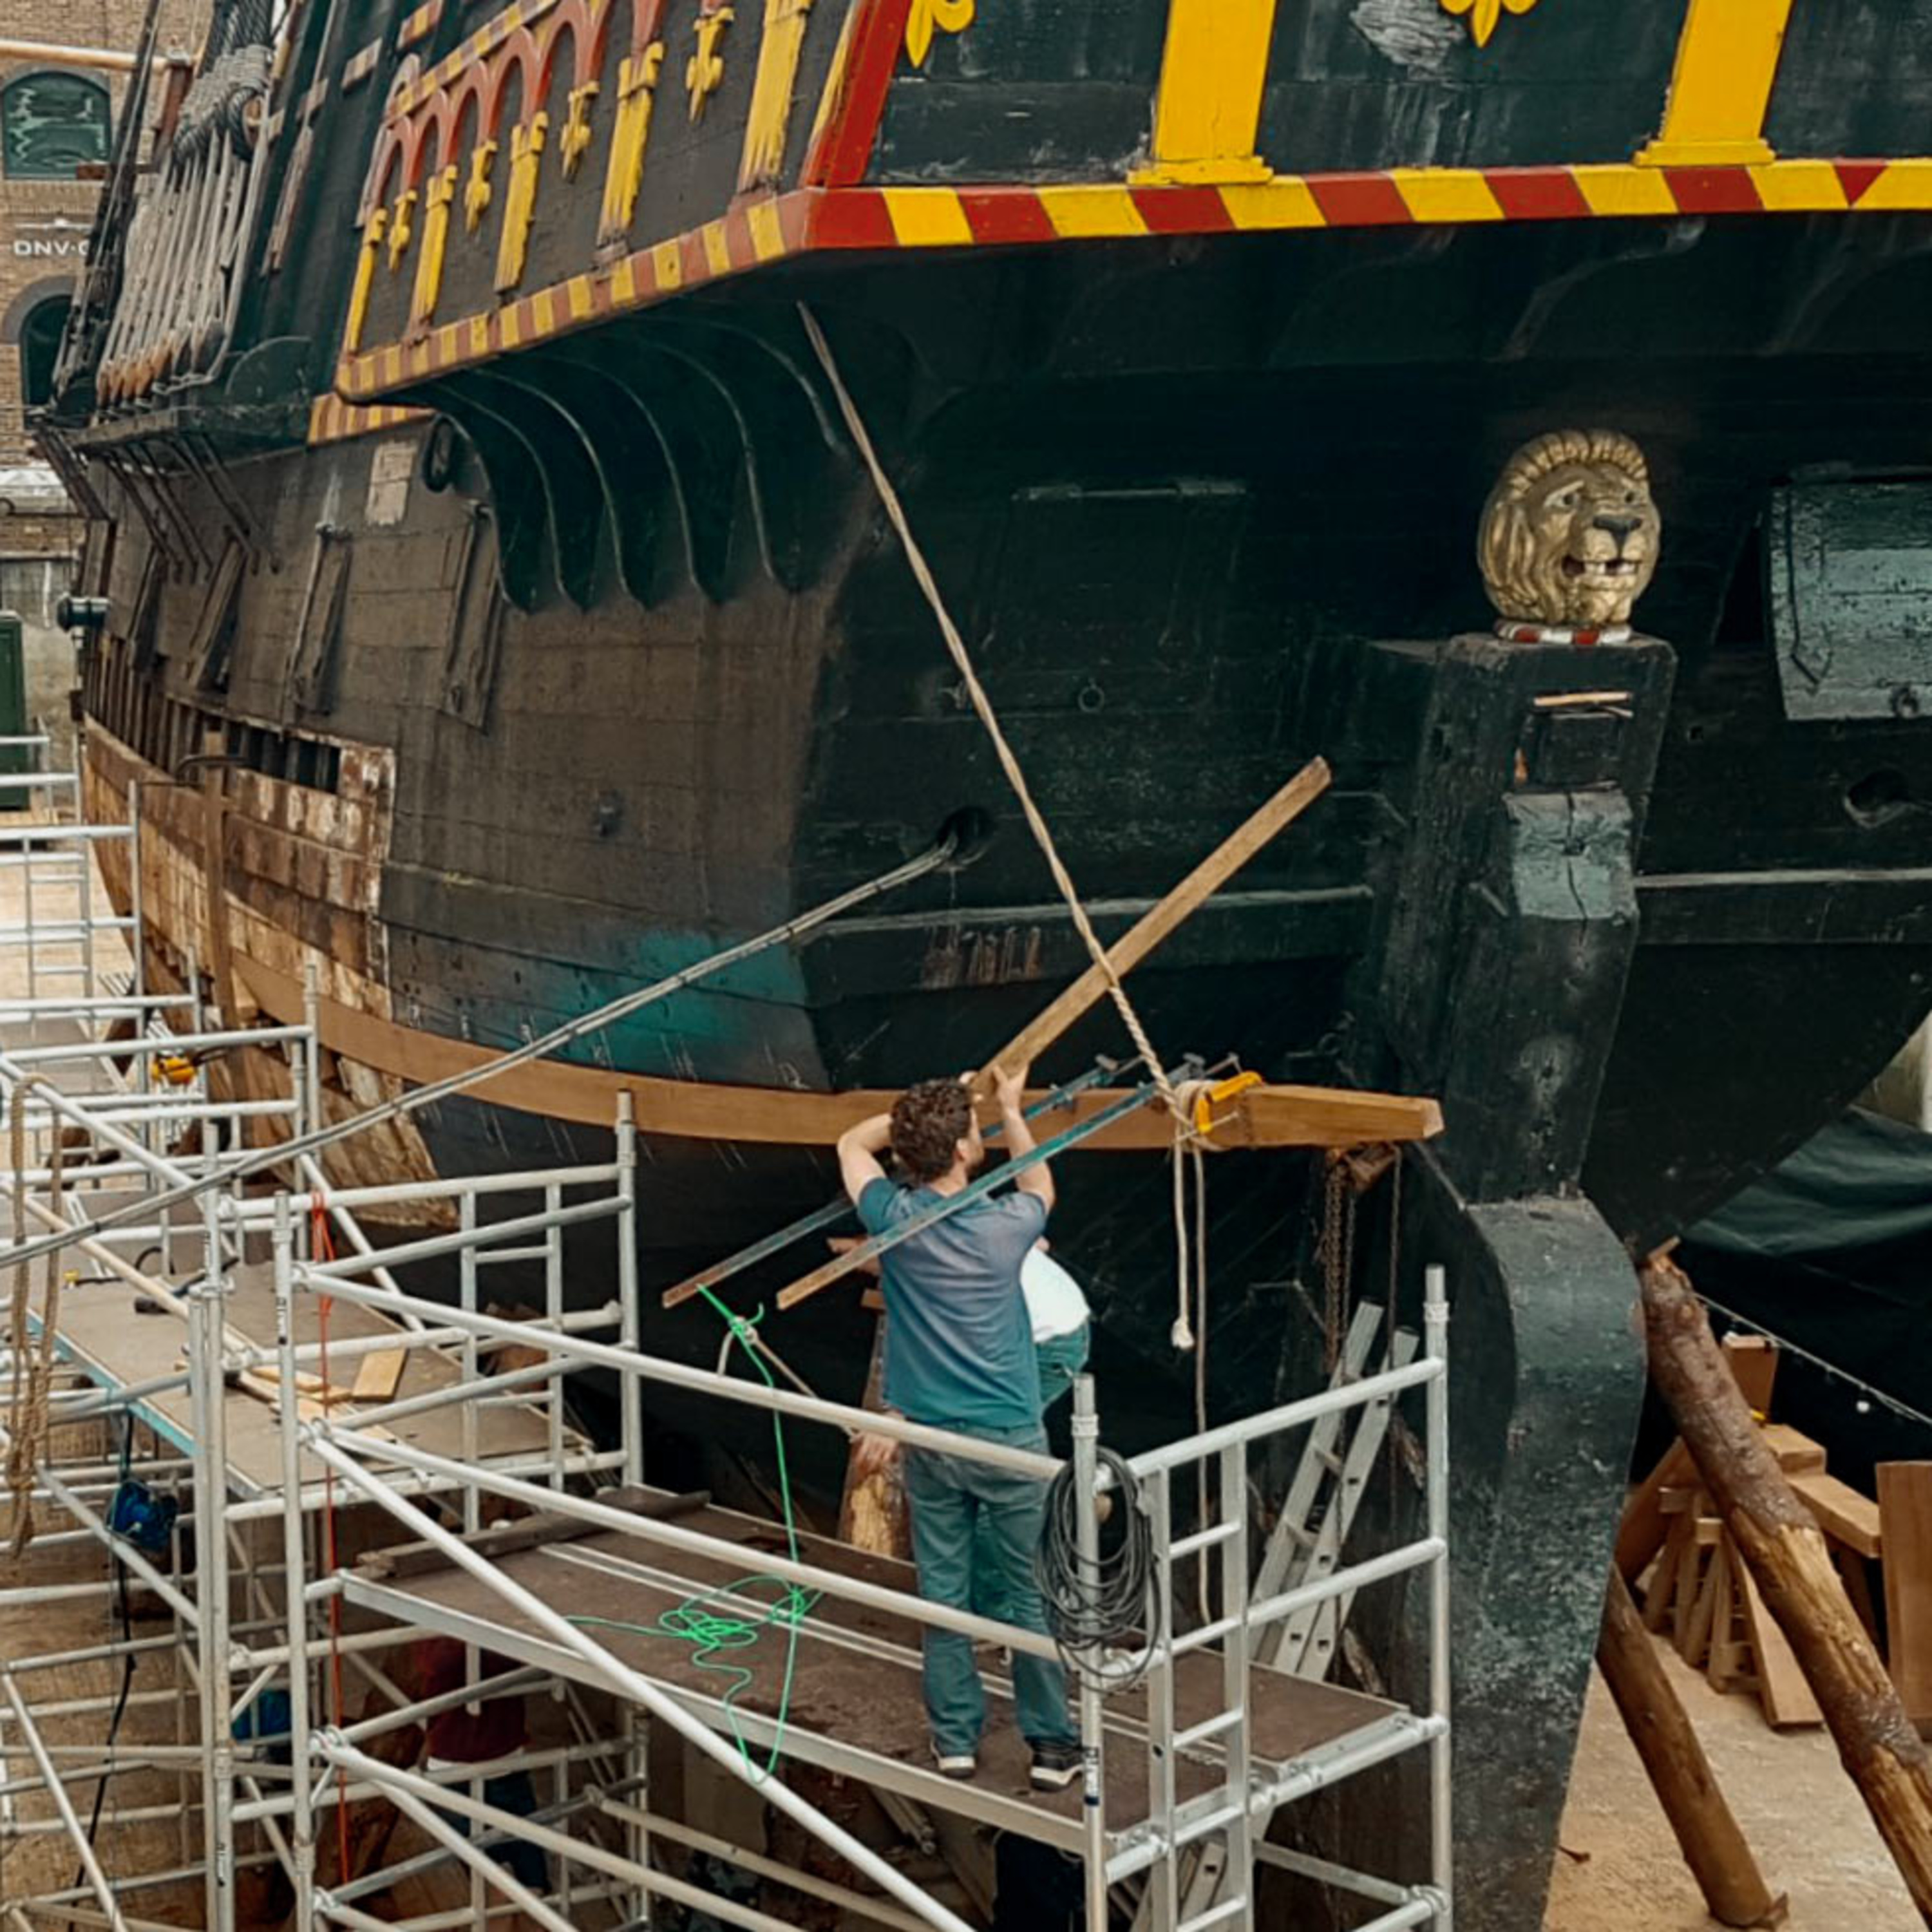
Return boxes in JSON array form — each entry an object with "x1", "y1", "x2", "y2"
[
  {"x1": 1598, "y1": 1569, "x2": 1787, "y2": 1928},
  {"x1": 1641, "y1": 1253, "x2": 1932, "y2": 1922}
]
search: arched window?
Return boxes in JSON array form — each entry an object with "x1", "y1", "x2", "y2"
[
  {"x1": 19, "y1": 296, "x2": 70, "y2": 406},
  {"x1": 1, "y1": 71, "x2": 111, "y2": 180}
]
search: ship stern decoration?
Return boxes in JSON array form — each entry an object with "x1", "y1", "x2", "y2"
[
  {"x1": 1479, "y1": 431, "x2": 1661, "y2": 647},
  {"x1": 322, "y1": 0, "x2": 1932, "y2": 424}
]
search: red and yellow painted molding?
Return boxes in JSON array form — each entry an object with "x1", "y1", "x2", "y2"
[
  {"x1": 317, "y1": 156, "x2": 1932, "y2": 425},
  {"x1": 308, "y1": 397, "x2": 431, "y2": 444}
]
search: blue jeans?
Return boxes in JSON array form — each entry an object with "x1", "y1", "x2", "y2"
[
  {"x1": 903, "y1": 1420, "x2": 1077, "y2": 1756},
  {"x1": 972, "y1": 1327, "x2": 1090, "y2": 1618}
]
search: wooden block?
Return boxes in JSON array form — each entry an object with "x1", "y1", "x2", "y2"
[
  {"x1": 1759, "y1": 1424, "x2": 1826, "y2": 1475},
  {"x1": 1672, "y1": 1530, "x2": 1705, "y2": 1656},
  {"x1": 1646, "y1": 1514, "x2": 1694, "y2": 1632},
  {"x1": 1721, "y1": 1334, "x2": 1779, "y2": 1416},
  {"x1": 1735, "y1": 1558, "x2": 1824, "y2": 1729},
  {"x1": 1790, "y1": 1472, "x2": 1883, "y2": 1559},
  {"x1": 1682, "y1": 1530, "x2": 1725, "y2": 1668},
  {"x1": 1618, "y1": 1440, "x2": 1695, "y2": 1582},
  {"x1": 351, "y1": 1348, "x2": 408, "y2": 1403},
  {"x1": 1877, "y1": 1463, "x2": 1932, "y2": 1732},
  {"x1": 1703, "y1": 1542, "x2": 1741, "y2": 1689}
]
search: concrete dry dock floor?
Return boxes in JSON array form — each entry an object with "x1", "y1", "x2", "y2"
[
  {"x1": 342, "y1": 1497, "x2": 1397, "y2": 1853},
  {"x1": 1548, "y1": 1628, "x2": 1918, "y2": 1930}
]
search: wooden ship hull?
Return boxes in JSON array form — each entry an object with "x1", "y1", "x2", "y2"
[{"x1": 37, "y1": 0, "x2": 1932, "y2": 1922}]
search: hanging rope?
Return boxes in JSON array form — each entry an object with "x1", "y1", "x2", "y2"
[
  {"x1": 6, "y1": 1074, "x2": 66, "y2": 1560},
  {"x1": 1168, "y1": 1136, "x2": 1213, "y2": 1620},
  {"x1": 800, "y1": 302, "x2": 1190, "y2": 1137}
]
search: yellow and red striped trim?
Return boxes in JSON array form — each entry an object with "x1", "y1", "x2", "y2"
[
  {"x1": 308, "y1": 396, "x2": 433, "y2": 444},
  {"x1": 324, "y1": 158, "x2": 1932, "y2": 415},
  {"x1": 397, "y1": 0, "x2": 445, "y2": 50}
]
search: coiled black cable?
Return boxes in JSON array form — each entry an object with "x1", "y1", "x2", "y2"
[{"x1": 1034, "y1": 1447, "x2": 1160, "y2": 1690}]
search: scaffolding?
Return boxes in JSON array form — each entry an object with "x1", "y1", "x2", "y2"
[{"x1": 1, "y1": 757, "x2": 1454, "y2": 1932}]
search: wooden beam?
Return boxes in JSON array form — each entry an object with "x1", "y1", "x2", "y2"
[
  {"x1": 969, "y1": 757, "x2": 1331, "y2": 1098},
  {"x1": 1640, "y1": 1253, "x2": 1932, "y2": 1917},
  {"x1": 1789, "y1": 1472, "x2": 1883, "y2": 1560},
  {"x1": 236, "y1": 958, "x2": 1437, "y2": 1153},
  {"x1": 1879, "y1": 1463, "x2": 1932, "y2": 1736},
  {"x1": 1597, "y1": 1569, "x2": 1788, "y2": 1928}
]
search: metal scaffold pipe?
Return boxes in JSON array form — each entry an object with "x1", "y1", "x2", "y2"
[
  {"x1": 0, "y1": 836, "x2": 958, "y2": 1276},
  {"x1": 298, "y1": 1439, "x2": 979, "y2": 1932}
]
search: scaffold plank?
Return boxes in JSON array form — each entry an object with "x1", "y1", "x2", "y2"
[{"x1": 342, "y1": 1510, "x2": 1394, "y2": 1855}]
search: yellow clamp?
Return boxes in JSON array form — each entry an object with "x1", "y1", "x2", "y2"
[
  {"x1": 154, "y1": 1053, "x2": 196, "y2": 1087},
  {"x1": 1192, "y1": 1069, "x2": 1262, "y2": 1137}
]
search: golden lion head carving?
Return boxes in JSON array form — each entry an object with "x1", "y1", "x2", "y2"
[{"x1": 1478, "y1": 430, "x2": 1660, "y2": 631}]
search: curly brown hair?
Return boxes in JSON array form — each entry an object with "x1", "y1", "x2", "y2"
[{"x1": 889, "y1": 1079, "x2": 974, "y2": 1183}]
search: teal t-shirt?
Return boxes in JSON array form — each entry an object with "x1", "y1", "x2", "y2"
[{"x1": 856, "y1": 1179, "x2": 1046, "y2": 1430}]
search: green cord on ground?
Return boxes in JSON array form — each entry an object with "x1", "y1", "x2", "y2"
[{"x1": 568, "y1": 1288, "x2": 817, "y2": 1777}]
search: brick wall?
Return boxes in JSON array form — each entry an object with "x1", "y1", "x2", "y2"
[{"x1": 0, "y1": 3, "x2": 209, "y2": 475}]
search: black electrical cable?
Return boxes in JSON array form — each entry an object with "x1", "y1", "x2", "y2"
[{"x1": 1034, "y1": 1448, "x2": 1160, "y2": 1689}]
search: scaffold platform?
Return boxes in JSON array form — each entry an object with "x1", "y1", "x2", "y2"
[{"x1": 1, "y1": 747, "x2": 1454, "y2": 1932}]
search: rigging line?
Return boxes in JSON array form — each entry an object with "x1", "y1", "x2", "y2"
[
  {"x1": 1695, "y1": 1289, "x2": 1932, "y2": 1434},
  {"x1": 799, "y1": 301, "x2": 1189, "y2": 1133},
  {"x1": 0, "y1": 837, "x2": 957, "y2": 1278}
]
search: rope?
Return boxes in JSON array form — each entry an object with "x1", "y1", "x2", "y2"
[
  {"x1": 0, "y1": 838, "x2": 958, "y2": 1278},
  {"x1": 800, "y1": 301, "x2": 1189, "y2": 1136},
  {"x1": 571, "y1": 1289, "x2": 818, "y2": 1776},
  {"x1": 5, "y1": 1074, "x2": 65, "y2": 1561}
]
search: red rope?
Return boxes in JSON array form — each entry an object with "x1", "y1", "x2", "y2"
[{"x1": 310, "y1": 1200, "x2": 352, "y2": 1882}]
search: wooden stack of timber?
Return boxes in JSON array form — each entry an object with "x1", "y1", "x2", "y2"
[
  {"x1": 1621, "y1": 1329, "x2": 1932, "y2": 1739},
  {"x1": 1640, "y1": 1254, "x2": 1932, "y2": 1923}
]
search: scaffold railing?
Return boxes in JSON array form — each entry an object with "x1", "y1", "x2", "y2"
[{"x1": 1, "y1": 761, "x2": 1454, "y2": 1932}]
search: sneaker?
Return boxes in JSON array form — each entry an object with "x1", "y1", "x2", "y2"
[
  {"x1": 1030, "y1": 1741, "x2": 1082, "y2": 1791},
  {"x1": 931, "y1": 1747, "x2": 977, "y2": 1780}
]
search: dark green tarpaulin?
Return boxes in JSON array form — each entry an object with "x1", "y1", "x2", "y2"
[{"x1": 1682, "y1": 1106, "x2": 1932, "y2": 1488}]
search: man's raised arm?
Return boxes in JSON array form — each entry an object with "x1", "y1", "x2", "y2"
[
  {"x1": 993, "y1": 1064, "x2": 1054, "y2": 1213},
  {"x1": 838, "y1": 1113, "x2": 894, "y2": 1208}
]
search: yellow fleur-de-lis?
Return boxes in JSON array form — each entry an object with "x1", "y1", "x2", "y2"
[
  {"x1": 1438, "y1": 0, "x2": 1541, "y2": 49},
  {"x1": 904, "y1": 0, "x2": 973, "y2": 69}
]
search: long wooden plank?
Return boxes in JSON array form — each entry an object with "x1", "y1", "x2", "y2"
[
  {"x1": 1734, "y1": 1557, "x2": 1824, "y2": 1729},
  {"x1": 1759, "y1": 1425, "x2": 1826, "y2": 1475},
  {"x1": 1789, "y1": 1472, "x2": 1883, "y2": 1560},
  {"x1": 969, "y1": 757, "x2": 1330, "y2": 1097},
  {"x1": 1878, "y1": 1463, "x2": 1932, "y2": 1733},
  {"x1": 237, "y1": 955, "x2": 1437, "y2": 1153}
]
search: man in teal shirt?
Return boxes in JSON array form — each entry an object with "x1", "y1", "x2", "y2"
[{"x1": 838, "y1": 1065, "x2": 1080, "y2": 1789}]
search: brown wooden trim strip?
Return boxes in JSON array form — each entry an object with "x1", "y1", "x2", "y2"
[{"x1": 234, "y1": 954, "x2": 1441, "y2": 1151}]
